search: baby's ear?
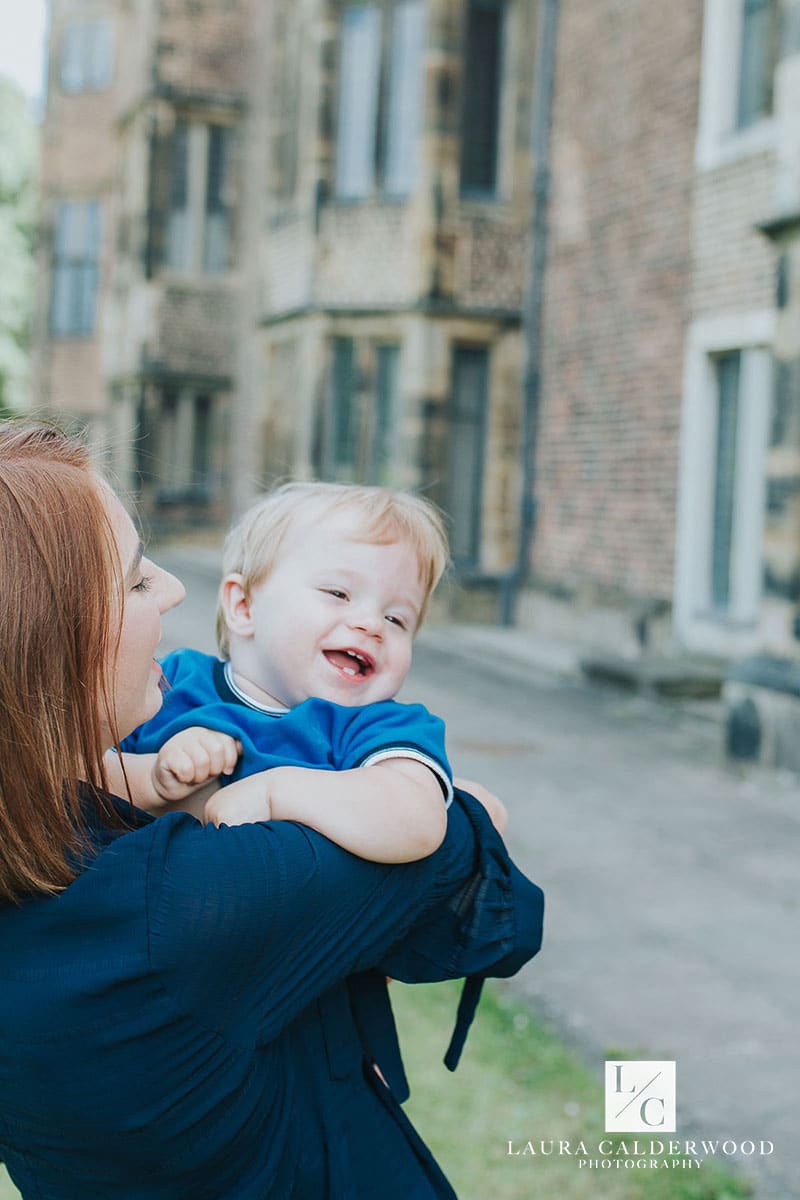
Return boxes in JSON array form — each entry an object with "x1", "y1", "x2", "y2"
[{"x1": 219, "y1": 574, "x2": 255, "y2": 639}]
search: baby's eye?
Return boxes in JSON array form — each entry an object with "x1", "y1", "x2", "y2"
[
  {"x1": 322, "y1": 588, "x2": 348, "y2": 601},
  {"x1": 385, "y1": 614, "x2": 407, "y2": 629}
]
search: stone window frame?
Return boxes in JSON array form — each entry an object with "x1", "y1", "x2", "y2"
[
  {"x1": 333, "y1": 0, "x2": 426, "y2": 201},
  {"x1": 60, "y1": 21, "x2": 114, "y2": 94},
  {"x1": 321, "y1": 336, "x2": 404, "y2": 482},
  {"x1": 696, "y1": 0, "x2": 780, "y2": 171},
  {"x1": 164, "y1": 120, "x2": 235, "y2": 276},
  {"x1": 458, "y1": 0, "x2": 508, "y2": 199},
  {"x1": 49, "y1": 199, "x2": 103, "y2": 338},
  {"x1": 674, "y1": 311, "x2": 776, "y2": 654},
  {"x1": 447, "y1": 342, "x2": 491, "y2": 569}
]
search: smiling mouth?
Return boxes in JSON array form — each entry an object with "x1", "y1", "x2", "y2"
[{"x1": 323, "y1": 649, "x2": 375, "y2": 679}]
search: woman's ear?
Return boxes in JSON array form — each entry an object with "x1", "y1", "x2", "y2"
[{"x1": 219, "y1": 574, "x2": 255, "y2": 639}]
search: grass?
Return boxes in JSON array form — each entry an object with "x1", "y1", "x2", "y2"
[
  {"x1": 392, "y1": 979, "x2": 755, "y2": 1200},
  {"x1": 0, "y1": 982, "x2": 755, "y2": 1200}
]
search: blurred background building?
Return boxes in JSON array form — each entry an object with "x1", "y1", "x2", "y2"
[{"x1": 30, "y1": 0, "x2": 800, "y2": 667}]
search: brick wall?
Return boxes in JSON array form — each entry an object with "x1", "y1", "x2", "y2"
[
  {"x1": 155, "y1": 0, "x2": 253, "y2": 99},
  {"x1": 153, "y1": 282, "x2": 237, "y2": 375},
  {"x1": 533, "y1": 0, "x2": 703, "y2": 603},
  {"x1": 691, "y1": 151, "x2": 777, "y2": 318}
]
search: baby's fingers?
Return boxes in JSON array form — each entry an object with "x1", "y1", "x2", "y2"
[
  {"x1": 206, "y1": 733, "x2": 241, "y2": 778},
  {"x1": 161, "y1": 747, "x2": 204, "y2": 784}
]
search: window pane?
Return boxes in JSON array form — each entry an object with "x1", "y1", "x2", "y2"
[
  {"x1": 60, "y1": 24, "x2": 113, "y2": 92},
  {"x1": 370, "y1": 345, "x2": 400, "y2": 482},
  {"x1": 448, "y1": 347, "x2": 488, "y2": 565},
  {"x1": 166, "y1": 212, "x2": 190, "y2": 270},
  {"x1": 332, "y1": 338, "x2": 358, "y2": 472},
  {"x1": 78, "y1": 264, "x2": 99, "y2": 335},
  {"x1": 170, "y1": 122, "x2": 190, "y2": 210},
  {"x1": 204, "y1": 127, "x2": 231, "y2": 272},
  {"x1": 737, "y1": 0, "x2": 778, "y2": 129},
  {"x1": 61, "y1": 28, "x2": 84, "y2": 92},
  {"x1": 711, "y1": 353, "x2": 741, "y2": 610},
  {"x1": 193, "y1": 395, "x2": 212, "y2": 485},
  {"x1": 84, "y1": 200, "x2": 101, "y2": 256},
  {"x1": 50, "y1": 201, "x2": 101, "y2": 335},
  {"x1": 205, "y1": 126, "x2": 228, "y2": 213},
  {"x1": 460, "y1": 0, "x2": 504, "y2": 195},
  {"x1": 89, "y1": 23, "x2": 113, "y2": 90},
  {"x1": 203, "y1": 213, "x2": 230, "y2": 273},
  {"x1": 384, "y1": 1, "x2": 425, "y2": 196},
  {"x1": 50, "y1": 265, "x2": 74, "y2": 335},
  {"x1": 54, "y1": 202, "x2": 75, "y2": 254},
  {"x1": 335, "y1": 6, "x2": 382, "y2": 199},
  {"x1": 166, "y1": 123, "x2": 191, "y2": 270}
]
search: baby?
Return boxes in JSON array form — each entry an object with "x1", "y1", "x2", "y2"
[{"x1": 112, "y1": 482, "x2": 460, "y2": 863}]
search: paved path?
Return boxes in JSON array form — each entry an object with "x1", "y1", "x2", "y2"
[{"x1": 157, "y1": 547, "x2": 799, "y2": 1200}]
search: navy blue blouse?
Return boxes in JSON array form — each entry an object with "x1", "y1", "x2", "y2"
[{"x1": 0, "y1": 790, "x2": 543, "y2": 1198}]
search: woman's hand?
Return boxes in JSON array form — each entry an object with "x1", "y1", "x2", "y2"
[{"x1": 453, "y1": 776, "x2": 508, "y2": 835}]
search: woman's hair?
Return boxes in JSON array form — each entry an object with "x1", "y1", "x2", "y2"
[
  {"x1": 216, "y1": 481, "x2": 450, "y2": 656},
  {"x1": 0, "y1": 420, "x2": 121, "y2": 903}
]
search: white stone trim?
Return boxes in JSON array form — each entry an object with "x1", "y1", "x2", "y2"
[
  {"x1": 696, "y1": 0, "x2": 778, "y2": 171},
  {"x1": 674, "y1": 311, "x2": 775, "y2": 654}
]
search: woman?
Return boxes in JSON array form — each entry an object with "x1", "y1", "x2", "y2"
[{"x1": 0, "y1": 421, "x2": 544, "y2": 1199}]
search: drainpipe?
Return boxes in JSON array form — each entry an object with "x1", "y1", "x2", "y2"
[{"x1": 499, "y1": 0, "x2": 559, "y2": 625}]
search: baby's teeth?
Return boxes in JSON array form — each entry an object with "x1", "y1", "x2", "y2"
[{"x1": 343, "y1": 666, "x2": 357, "y2": 676}]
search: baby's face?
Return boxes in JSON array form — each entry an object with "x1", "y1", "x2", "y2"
[{"x1": 241, "y1": 512, "x2": 426, "y2": 708}]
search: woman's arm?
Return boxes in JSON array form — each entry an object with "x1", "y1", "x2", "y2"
[
  {"x1": 376, "y1": 787, "x2": 544, "y2": 984},
  {"x1": 146, "y1": 787, "x2": 538, "y2": 1046}
]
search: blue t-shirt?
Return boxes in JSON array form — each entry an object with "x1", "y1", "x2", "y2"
[{"x1": 122, "y1": 648, "x2": 453, "y2": 804}]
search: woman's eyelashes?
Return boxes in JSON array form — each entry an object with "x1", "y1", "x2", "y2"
[{"x1": 132, "y1": 575, "x2": 153, "y2": 594}]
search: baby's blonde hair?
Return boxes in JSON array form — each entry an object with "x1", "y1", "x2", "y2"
[{"x1": 216, "y1": 481, "x2": 450, "y2": 656}]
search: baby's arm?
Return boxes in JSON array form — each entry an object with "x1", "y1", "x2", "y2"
[
  {"x1": 204, "y1": 759, "x2": 447, "y2": 862},
  {"x1": 105, "y1": 727, "x2": 240, "y2": 819}
]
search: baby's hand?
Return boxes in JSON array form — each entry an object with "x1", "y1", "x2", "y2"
[
  {"x1": 204, "y1": 772, "x2": 276, "y2": 827},
  {"x1": 152, "y1": 727, "x2": 241, "y2": 803}
]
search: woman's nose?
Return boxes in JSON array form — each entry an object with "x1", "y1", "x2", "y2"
[{"x1": 157, "y1": 567, "x2": 186, "y2": 614}]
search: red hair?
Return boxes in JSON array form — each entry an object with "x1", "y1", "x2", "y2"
[{"x1": 0, "y1": 421, "x2": 123, "y2": 902}]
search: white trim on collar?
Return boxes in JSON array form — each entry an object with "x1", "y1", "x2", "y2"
[{"x1": 223, "y1": 662, "x2": 289, "y2": 715}]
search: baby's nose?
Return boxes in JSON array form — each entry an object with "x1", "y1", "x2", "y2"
[{"x1": 348, "y1": 609, "x2": 383, "y2": 636}]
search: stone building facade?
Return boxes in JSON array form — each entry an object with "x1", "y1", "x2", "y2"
[
  {"x1": 525, "y1": 0, "x2": 800, "y2": 663},
  {"x1": 34, "y1": 0, "x2": 538, "y2": 570},
  {"x1": 248, "y1": 0, "x2": 539, "y2": 582},
  {"x1": 34, "y1": 0, "x2": 256, "y2": 526},
  {"x1": 32, "y1": 0, "x2": 800, "y2": 657},
  {"x1": 673, "y1": 0, "x2": 800, "y2": 660}
]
